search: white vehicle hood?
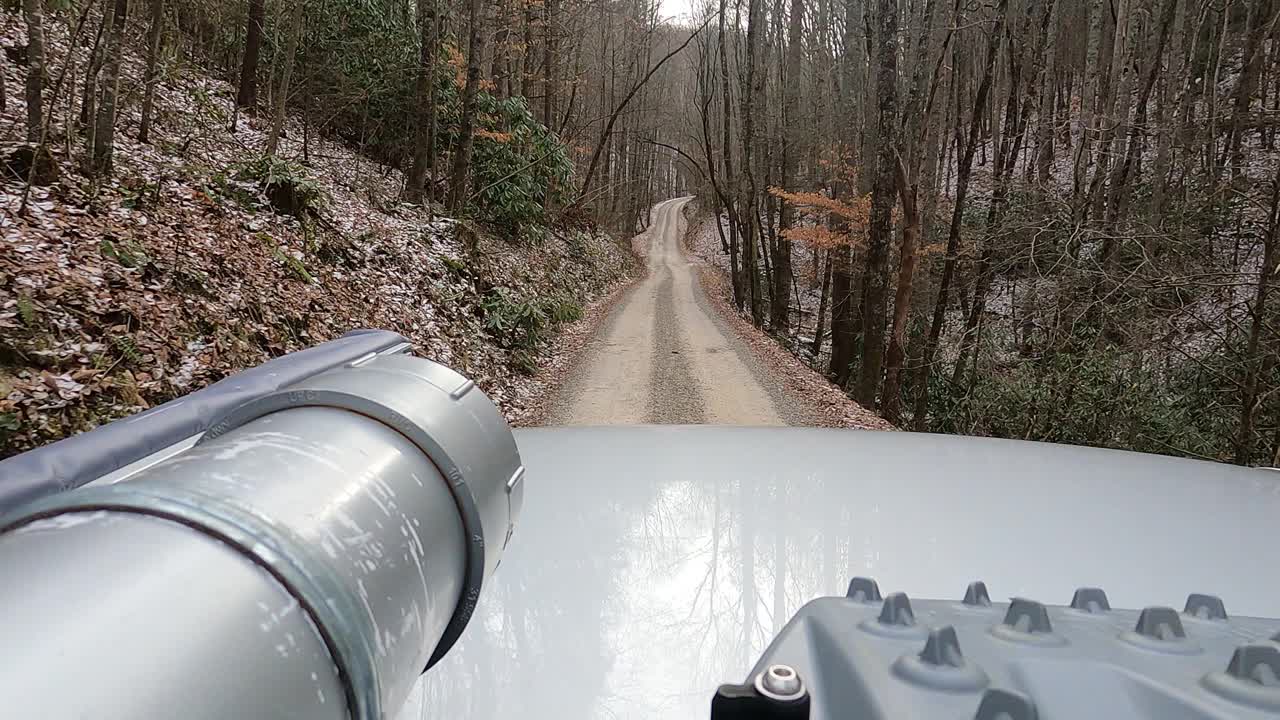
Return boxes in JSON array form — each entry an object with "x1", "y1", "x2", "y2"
[{"x1": 399, "y1": 426, "x2": 1280, "y2": 719}]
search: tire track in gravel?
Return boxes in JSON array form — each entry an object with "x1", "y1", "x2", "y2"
[{"x1": 544, "y1": 197, "x2": 816, "y2": 426}]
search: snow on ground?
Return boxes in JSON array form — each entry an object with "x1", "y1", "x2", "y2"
[
  {"x1": 0, "y1": 14, "x2": 637, "y2": 454},
  {"x1": 679, "y1": 204, "x2": 892, "y2": 430}
]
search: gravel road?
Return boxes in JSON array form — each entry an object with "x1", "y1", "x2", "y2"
[{"x1": 544, "y1": 197, "x2": 816, "y2": 426}]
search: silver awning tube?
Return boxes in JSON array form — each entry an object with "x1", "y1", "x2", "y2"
[{"x1": 0, "y1": 354, "x2": 524, "y2": 720}]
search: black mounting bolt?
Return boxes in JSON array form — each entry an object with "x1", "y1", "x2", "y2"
[
  {"x1": 1184, "y1": 594, "x2": 1228, "y2": 621},
  {"x1": 1069, "y1": 587, "x2": 1110, "y2": 613},
  {"x1": 1003, "y1": 599, "x2": 1052, "y2": 634},
  {"x1": 712, "y1": 678, "x2": 810, "y2": 720},
  {"x1": 974, "y1": 688, "x2": 1039, "y2": 720},
  {"x1": 1226, "y1": 645, "x2": 1280, "y2": 687},
  {"x1": 1135, "y1": 607, "x2": 1187, "y2": 641},
  {"x1": 963, "y1": 581, "x2": 991, "y2": 607},
  {"x1": 919, "y1": 626, "x2": 965, "y2": 668},
  {"x1": 847, "y1": 577, "x2": 882, "y2": 603}
]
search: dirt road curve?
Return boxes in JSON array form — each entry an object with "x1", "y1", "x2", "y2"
[{"x1": 545, "y1": 197, "x2": 813, "y2": 426}]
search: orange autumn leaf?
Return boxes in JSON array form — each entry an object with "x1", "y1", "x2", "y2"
[
  {"x1": 476, "y1": 129, "x2": 513, "y2": 143},
  {"x1": 768, "y1": 185, "x2": 872, "y2": 249},
  {"x1": 768, "y1": 187, "x2": 871, "y2": 226},
  {"x1": 445, "y1": 45, "x2": 467, "y2": 88},
  {"x1": 781, "y1": 226, "x2": 866, "y2": 250}
]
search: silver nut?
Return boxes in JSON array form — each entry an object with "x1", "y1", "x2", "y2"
[{"x1": 755, "y1": 664, "x2": 806, "y2": 701}]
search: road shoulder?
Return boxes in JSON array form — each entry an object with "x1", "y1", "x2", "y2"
[
  {"x1": 680, "y1": 206, "x2": 894, "y2": 431},
  {"x1": 513, "y1": 247, "x2": 645, "y2": 427}
]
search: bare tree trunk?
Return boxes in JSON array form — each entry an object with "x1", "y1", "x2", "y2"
[
  {"x1": 1226, "y1": 0, "x2": 1278, "y2": 183},
  {"x1": 139, "y1": 0, "x2": 166, "y2": 144},
  {"x1": 774, "y1": 0, "x2": 804, "y2": 334},
  {"x1": 1084, "y1": 0, "x2": 1131, "y2": 226},
  {"x1": 427, "y1": 3, "x2": 444, "y2": 196},
  {"x1": 811, "y1": 253, "x2": 832, "y2": 360},
  {"x1": 91, "y1": 0, "x2": 129, "y2": 177},
  {"x1": 828, "y1": 245, "x2": 856, "y2": 384},
  {"x1": 882, "y1": 157, "x2": 919, "y2": 423},
  {"x1": 1204, "y1": 2, "x2": 1230, "y2": 184},
  {"x1": 695, "y1": 24, "x2": 739, "y2": 306},
  {"x1": 237, "y1": 0, "x2": 265, "y2": 109},
  {"x1": 406, "y1": 0, "x2": 439, "y2": 203},
  {"x1": 717, "y1": 0, "x2": 745, "y2": 309},
  {"x1": 23, "y1": 0, "x2": 47, "y2": 143},
  {"x1": 556, "y1": 30, "x2": 582, "y2": 135},
  {"x1": 79, "y1": 10, "x2": 108, "y2": 136},
  {"x1": 740, "y1": 0, "x2": 767, "y2": 327},
  {"x1": 1072, "y1": 0, "x2": 1114, "y2": 215},
  {"x1": 881, "y1": 0, "x2": 948, "y2": 423},
  {"x1": 1154, "y1": 0, "x2": 1201, "y2": 216},
  {"x1": 952, "y1": 0, "x2": 1050, "y2": 387},
  {"x1": 1033, "y1": 1, "x2": 1059, "y2": 186},
  {"x1": 856, "y1": 0, "x2": 901, "y2": 408},
  {"x1": 265, "y1": 2, "x2": 303, "y2": 157},
  {"x1": 579, "y1": 20, "x2": 707, "y2": 198},
  {"x1": 302, "y1": 88, "x2": 311, "y2": 162},
  {"x1": 761, "y1": 170, "x2": 776, "y2": 300},
  {"x1": 493, "y1": 0, "x2": 510, "y2": 98},
  {"x1": 1104, "y1": 0, "x2": 1179, "y2": 229},
  {"x1": 1264, "y1": 26, "x2": 1274, "y2": 150},
  {"x1": 449, "y1": 0, "x2": 488, "y2": 210},
  {"x1": 1236, "y1": 164, "x2": 1280, "y2": 464},
  {"x1": 910, "y1": 0, "x2": 1008, "y2": 430},
  {"x1": 522, "y1": 0, "x2": 532, "y2": 98},
  {"x1": 828, "y1": 0, "x2": 865, "y2": 386},
  {"x1": 543, "y1": 0, "x2": 556, "y2": 126}
]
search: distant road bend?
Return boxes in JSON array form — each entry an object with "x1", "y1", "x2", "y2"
[{"x1": 546, "y1": 197, "x2": 813, "y2": 426}]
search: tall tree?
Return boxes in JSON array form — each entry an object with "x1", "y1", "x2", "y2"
[
  {"x1": 579, "y1": 19, "x2": 709, "y2": 198},
  {"x1": 739, "y1": 0, "x2": 767, "y2": 326},
  {"x1": 718, "y1": 0, "x2": 745, "y2": 310},
  {"x1": 950, "y1": 0, "x2": 1050, "y2": 387},
  {"x1": 406, "y1": 0, "x2": 441, "y2": 204},
  {"x1": 138, "y1": 0, "x2": 167, "y2": 144},
  {"x1": 881, "y1": 0, "x2": 949, "y2": 423},
  {"x1": 1225, "y1": 0, "x2": 1278, "y2": 183},
  {"x1": 522, "y1": 0, "x2": 534, "y2": 98},
  {"x1": 543, "y1": 0, "x2": 556, "y2": 127},
  {"x1": 910, "y1": 0, "x2": 1007, "y2": 429},
  {"x1": 774, "y1": 0, "x2": 804, "y2": 334},
  {"x1": 0, "y1": 37, "x2": 6, "y2": 116},
  {"x1": 22, "y1": 0, "x2": 47, "y2": 143},
  {"x1": 236, "y1": 0, "x2": 266, "y2": 109},
  {"x1": 79, "y1": 8, "x2": 108, "y2": 142},
  {"x1": 827, "y1": 0, "x2": 865, "y2": 387},
  {"x1": 855, "y1": 0, "x2": 900, "y2": 407},
  {"x1": 1103, "y1": 0, "x2": 1178, "y2": 229},
  {"x1": 91, "y1": 0, "x2": 130, "y2": 177},
  {"x1": 1083, "y1": 0, "x2": 1130, "y2": 225},
  {"x1": 1236, "y1": 164, "x2": 1280, "y2": 464},
  {"x1": 448, "y1": 0, "x2": 489, "y2": 209},
  {"x1": 265, "y1": 2, "x2": 304, "y2": 157}
]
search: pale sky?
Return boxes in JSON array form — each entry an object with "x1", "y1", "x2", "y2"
[{"x1": 657, "y1": 0, "x2": 697, "y2": 25}]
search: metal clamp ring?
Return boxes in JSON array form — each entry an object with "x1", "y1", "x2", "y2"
[
  {"x1": 0, "y1": 484, "x2": 385, "y2": 720},
  {"x1": 201, "y1": 387, "x2": 486, "y2": 670}
]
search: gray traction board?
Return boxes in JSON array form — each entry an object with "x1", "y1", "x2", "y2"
[{"x1": 742, "y1": 578, "x2": 1280, "y2": 719}]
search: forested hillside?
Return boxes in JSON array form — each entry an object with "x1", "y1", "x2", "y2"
[
  {"x1": 4, "y1": 0, "x2": 1280, "y2": 465},
  {"x1": 0, "y1": 0, "x2": 655, "y2": 454},
  {"x1": 667, "y1": 0, "x2": 1280, "y2": 465}
]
